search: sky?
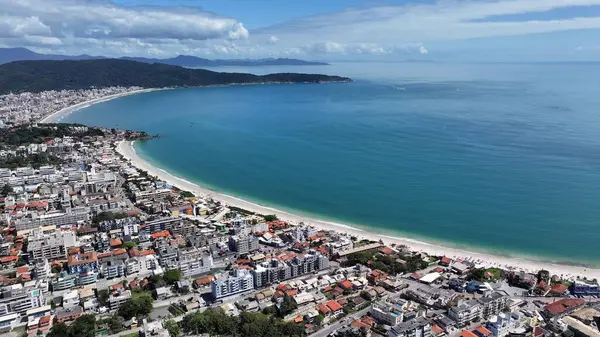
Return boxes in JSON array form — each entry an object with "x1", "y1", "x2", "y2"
[{"x1": 2, "y1": 0, "x2": 600, "y2": 61}]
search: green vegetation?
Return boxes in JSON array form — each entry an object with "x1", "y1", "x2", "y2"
[
  {"x1": 0, "y1": 123, "x2": 104, "y2": 146},
  {"x1": 118, "y1": 291, "x2": 153, "y2": 319},
  {"x1": 180, "y1": 190, "x2": 195, "y2": 198},
  {"x1": 0, "y1": 152, "x2": 61, "y2": 170},
  {"x1": 0, "y1": 59, "x2": 351, "y2": 94},
  {"x1": 97, "y1": 289, "x2": 110, "y2": 307},
  {"x1": 181, "y1": 309, "x2": 305, "y2": 337},
  {"x1": 164, "y1": 319, "x2": 181, "y2": 337},
  {"x1": 104, "y1": 315, "x2": 124, "y2": 334},
  {"x1": 263, "y1": 214, "x2": 278, "y2": 222},
  {"x1": 469, "y1": 268, "x2": 504, "y2": 281},
  {"x1": 341, "y1": 250, "x2": 427, "y2": 274},
  {"x1": 278, "y1": 294, "x2": 298, "y2": 317},
  {"x1": 47, "y1": 315, "x2": 96, "y2": 337},
  {"x1": 163, "y1": 269, "x2": 183, "y2": 285},
  {"x1": 1, "y1": 184, "x2": 13, "y2": 196},
  {"x1": 92, "y1": 211, "x2": 130, "y2": 225},
  {"x1": 122, "y1": 242, "x2": 137, "y2": 249}
]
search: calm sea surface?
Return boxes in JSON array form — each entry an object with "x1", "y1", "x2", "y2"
[{"x1": 64, "y1": 62, "x2": 600, "y2": 265}]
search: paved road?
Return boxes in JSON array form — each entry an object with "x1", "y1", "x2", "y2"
[{"x1": 310, "y1": 306, "x2": 372, "y2": 337}]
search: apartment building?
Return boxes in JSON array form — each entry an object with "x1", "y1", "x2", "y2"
[
  {"x1": 211, "y1": 269, "x2": 254, "y2": 299},
  {"x1": 371, "y1": 302, "x2": 404, "y2": 326},
  {"x1": 0, "y1": 283, "x2": 45, "y2": 316},
  {"x1": 107, "y1": 290, "x2": 131, "y2": 311},
  {"x1": 228, "y1": 235, "x2": 260, "y2": 254},
  {"x1": 477, "y1": 292, "x2": 509, "y2": 319},
  {"x1": 177, "y1": 247, "x2": 214, "y2": 277},
  {"x1": 389, "y1": 317, "x2": 432, "y2": 337},
  {"x1": 449, "y1": 300, "x2": 481, "y2": 326}
]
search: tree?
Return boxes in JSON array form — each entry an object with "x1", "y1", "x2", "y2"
[
  {"x1": 47, "y1": 315, "x2": 96, "y2": 337},
  {"x1": 122, "y1": 241, "x2": 137, "y2": 249},
  {"x1": 105, "y1": 315, "x2": 124, "y2": 334},
  {"x1": 163, "y1": 269, "x2": 182, "y2": 285},
  {"x1": 263, "y1": 214, "x2": 278, "y2": 222},
  {"x1": 164, "y1": 319, "x2": 181, "y2": 337},
  {"x1": 180, "y1": 191, "x2": 195, "y2": 199},
  {"x1": 97, "y1": 289, "x2": 109, "y2": 307},
  {"x1": 118, "y1": 294, "x2": 153, "y2": 320},
  {"x1": 278, "y1": 294, "x2": 297, "y2": 317},
  {"x1": 1, "y1": 184, "x2": 12, "y2": 196}
]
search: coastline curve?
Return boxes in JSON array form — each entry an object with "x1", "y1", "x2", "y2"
[{"x1": 116, "y1": 139, "x2": 600, "y2": 280}]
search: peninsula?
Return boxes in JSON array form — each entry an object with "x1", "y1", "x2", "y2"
[{"x1": 0, "y1": 59, "x2": 350, "y2": 94}]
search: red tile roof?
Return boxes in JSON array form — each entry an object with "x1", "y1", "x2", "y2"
[
  {"x1": 139, "y1": 249, "x2": 155, "y2": 256},
  {"x1": 475, "y1": 326, "x2": 492, "y2": 337},
  {"x1": 379, "y1": 247, "x2": 394, "y2": 255},
  {"x1": 112, "y1": 248, "x2": 127, "y2": 255},
  {"x1": 326, "y1": 300, "x2": 343, "y2": 312},
  {"x1": 110, "y1": 238, "x2": 122, "y2": 247},
  {"x1": 550, "y1": 284, "x2": 568, "y2": 294},
  {"x1": 461, "y1": 330, "x2": 479, "y2": 337},
  {"x1": 338, "y1": 280, "x2": 353, "y2": 289},
  {"x1": 0, "y1": 255, "x2": 18, "y2": 263},
  {"x1": 544, "y1": 298, "x2": 585, "y2": 316},
  {"x1": 440, "y1": 256, "x2": 452, "y2": 264},
  {"x1": 351, "y1": 320, "x2": 370, "y2": 329},
  {"x1": 151, "y1": 230, "x2": 170, "y2": 239},
  {"x1": 432, "y1": 325, "x2": 444, "y2": 335},
  {"x1": 317, "y1": 304, "x2": 331, "y2": 314}
]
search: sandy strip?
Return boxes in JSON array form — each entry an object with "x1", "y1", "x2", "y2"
[
  {"x1": 117, "y1": 140, "x2": 600, "y2": 280},
  {"x1": 39, "y1": 88, "x2": 161, "y2": 123}
]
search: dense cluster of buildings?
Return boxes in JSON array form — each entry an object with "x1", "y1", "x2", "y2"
[{"x1": 0, "y1": 87, "x2": 143, "y2": 126}]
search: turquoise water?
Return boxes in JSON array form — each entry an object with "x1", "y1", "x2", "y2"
[{"x1": 64, "y1": 62, "x2": 600, "y2": 266}]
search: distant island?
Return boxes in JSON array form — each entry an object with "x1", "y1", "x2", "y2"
[
  {"x1": 0, "y1": 47, "x2": 329, "y2": 67},
  {"x1": 0, "y1": 59, "x2": 350, "y2": 94}
]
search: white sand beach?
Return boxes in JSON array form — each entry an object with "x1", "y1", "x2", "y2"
[
  {"x1": 39, "y1": 88, "x2": 160, "y2": 123},
  {"x1": 117, "y1": 140, "x2": 600, "y2": 280}
]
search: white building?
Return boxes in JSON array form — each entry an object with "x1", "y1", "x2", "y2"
[
  {"x1": 62, "y1": 290, "x2": 80, "y2": 308},
  {"x1": 448, "y1": 300, "x2": 480, "y2": 326},
  {"x1": 388, "y1": 317, "x2": 432, "y2": 337},
  {"x1": 211, "y1": 269, "x2": 254, "y2": 299},
  {"x1": 371, "y1": 302, "x2": 404, "y2": 326}
]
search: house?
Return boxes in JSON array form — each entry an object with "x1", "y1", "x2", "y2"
[
  {"x1": 388, "y1": 317, "x2": 432, "y2": 337},
  {"x1": 439, "y1": 256, "x2": 452, "y2": 266},
  {"x1": 317, "y1": 303, "x2": 332, "y2": 316},
  {"x1": 461, "y1": 331, "x2": 479, "y2": 337},
  {"x1": 326, "y1": 300, "x2": 344, "y2": 315},
  {"x1": 473, "y1": 325, "x2": 493, "y2": 337},
  {"x1": 54, "y1": 306, "x2": 83, "y2": 323},
  {"x1": 154, "y1": 287, "x2": 169, "y2": 301},
  {"x1": 543, "y1": 298, "x2": 585, "y2": 318},
  {"x1": 176, "y1": 280, "x2": 190, "y2": 293}
]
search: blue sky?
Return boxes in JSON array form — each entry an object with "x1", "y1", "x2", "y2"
[{"x1": 2, "y1": 0, "x2": 600, "y2": 61}]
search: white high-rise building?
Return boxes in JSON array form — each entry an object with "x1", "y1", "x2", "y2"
[{"x1": 211, "y1": 269, "x2": 254, "y2": 299}]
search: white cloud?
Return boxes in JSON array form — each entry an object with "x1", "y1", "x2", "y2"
[
  {"x1": 0, "y1": 0, "x2": 248, "y2": 56},
  {"x1": 255, "y1": 0, "x2": 600, "y2": 53},
  {"x1": 3, "y1": 0, "x2": 600, "y2": 59}
]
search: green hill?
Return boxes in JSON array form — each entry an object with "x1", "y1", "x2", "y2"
[{"x1": 0, "y1": 59, "x2": 350, "y2": 94}]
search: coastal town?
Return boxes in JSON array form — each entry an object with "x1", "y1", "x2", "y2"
[{"x1": 0, "y1": 88, "x2": 599, "y2": 337}]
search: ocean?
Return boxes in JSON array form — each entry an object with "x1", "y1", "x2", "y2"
[{"x1": 63, "y1": 61, "x2": 600, "y2": 266}]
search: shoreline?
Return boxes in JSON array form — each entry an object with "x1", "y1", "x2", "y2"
[
  {"x1": 117, "y1": 139, "x2": 600, "y2": 280},
  {"x1": 38, "y1": 88, "x2": 162, "y2": 123}
]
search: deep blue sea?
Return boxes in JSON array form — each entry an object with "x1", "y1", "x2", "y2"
[{"x1": 64, "y1": 62, "x2": 600, "y2": 266}]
